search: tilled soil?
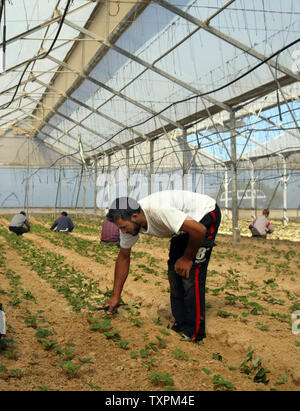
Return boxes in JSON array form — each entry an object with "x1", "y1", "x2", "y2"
[{"x1": 0, "y1": 217, "x2": 300, "y2": 391}]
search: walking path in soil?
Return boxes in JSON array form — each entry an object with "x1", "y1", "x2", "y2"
[{"x1": 0, "y1": 217, "x2": 300, "y2": 391}]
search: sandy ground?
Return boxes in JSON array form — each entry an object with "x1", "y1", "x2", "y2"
[{"x1": 0, "y1": 216, "x2": 300, "y2": 391}]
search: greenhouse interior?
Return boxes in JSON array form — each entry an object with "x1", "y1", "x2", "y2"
[{"x1": 0, "y1": 0, "x2": 300, "y2": 393}]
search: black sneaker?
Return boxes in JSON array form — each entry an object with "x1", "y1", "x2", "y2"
[{"x1": 171, "y1": 323, "x2": 182, "y2": 333}]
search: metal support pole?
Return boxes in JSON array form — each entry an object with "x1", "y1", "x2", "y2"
[
  {"x1": 149, "y1": 140, "x2": 155, "y2": 195},
  {"x1": 107, "y1": 154, "x2": 112, "y2": 209},
  {"x1": 24, "y1": 138, "x2": 30, "y2": 214},
  {"x1": 250, "y1": 161, "x2": 256, "y2": 219},
  {"x1": 126, "y1": 148, "x2": 130, "y2": 197},
  {"x1": 230, "y1": 112, "x2": 240, "y2": 243},
  {"x1": 282, "y1": 156, "x2": 289, "y2": 226},
  {"x1": 75, "y1": 166, "x2": 83, "y2": 218},
  {"x1": 94, "y1": 157, "x2": 98, "y2": 216},
  {"x1": 83, "y1": 168, "x2": 87, "y2": 218},
  {"x1": 224, "y1": 167, "x2": 229, "y2": 219},
  {"x1": 266, "y1": 180, "x2": 281, "y2": 210},
  {"x1": 55, "y1": 166, "x2": 62, "y2": 215},
  {"x1": 182, "y1": 128, "x2": 190, "y2": 191}
]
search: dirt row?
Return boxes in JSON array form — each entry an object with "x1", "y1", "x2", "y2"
[{"x1": 1, "y1": 217, "x2": 300, "y2": 390}]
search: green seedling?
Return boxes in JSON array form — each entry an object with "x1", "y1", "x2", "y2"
[
  {"x1": 79, "y1": 358, "x2": 94, "y2": 365},
  {"x1": 159, "y1": 328, "x2": 170, "y2": 336},
  {"x1": 148, "y1": 372, "x2": 174, "y2": 387},
  {"x1": 59, "y1": 361, "x2": 80, "y2": 379},
  {"x1": 256, "y1": 322, "x2": 269, "y2": 331},
  {"x1": 118, "y1": 339, "x2": 130, "y2": 350},
  {"x1": 155, "y1": 335, "x2": 167, "y2": 348},
  {"x1": 254, "y1": 368, "x2": 270, "y2": 385},
  {"x1": 103, "y1": 330, "x2": 121, "y2": 341},
  {"x1": 35, "y1": 327, "x2": 53, "y2": 339},
  {"x1": 41, "y1": 339, "x2": 58, "y2": 351},
  {"x1": 130, "y1": 318, "x2": 144, "y2": 328},
  {"x1": 173, "y1": 348, "x2": 189, "y2": 361},
  {"x1": 144, "y1": 357, "x2": 158, "y2": 370},
  {"x1": 275, "y1": 374, "x2": 288, "y2": 385},
  {"x1": 217, "y1": 310, "x2": 238, "y2": 319},
  {"x1": 10, "y1": 369, "x2": 24, "y2": 379},
  {"x1": 0, "y1": 338, "x2": 14, "y2": 351},
  {"x1": 5, "y1": 350, "x2": 18, "y2": 360},
  {"x1": 202, "y1": 368, "x2": 212, "y2": 375},
  {"x1": 212, "y1": 353, "x2": 223, "y2": 362},
  {"x1": 24, "y1": 315, "x2": 38, "y2": 329},
  {"x1": 63, "y1": 349, "x2": 75, "y2": 361},
  {"x1": 89, "y1": 319, "x2": 112, "y2": 332},
  {"x1": 212, "y1": 374, "x2": 236, "y2": 391},
  {"x1": 140, "y1": 348, "x2": 151, "y2": 358},
  {"x1": 145, "y1": 342, "x2": 158, "y2": 353},
  {"x1": 87, "y1": 382, "x2": 101, "y2": 390}
]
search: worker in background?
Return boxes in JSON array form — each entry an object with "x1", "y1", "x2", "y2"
[
  {"x1": 249, "y1": 209, "x2": 274, "y2": 238},
  {"x1": 50, "y1": 211, "x2": 74, "y2": 234},
  {"x1": 100, "y1": 218, "x2": 120, "y2": 247},
  {"x1": 9, "y1": 211, "x2": 31, "y2": 236}
]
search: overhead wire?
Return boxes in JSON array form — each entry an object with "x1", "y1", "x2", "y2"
[
  {"x1": 0, "y1": 0, "x2": 73, "y2": 111},
  {"x1": 1, "y1": 1, "x2": 299, "y2": 205}
]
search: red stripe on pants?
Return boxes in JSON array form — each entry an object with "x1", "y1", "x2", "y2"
[
  {"x1": 208, "y1": 210, "x2": 216, "y2": 240},
  {"x1": 192, "y1": 265, "x2": 201, "y2": 339}
]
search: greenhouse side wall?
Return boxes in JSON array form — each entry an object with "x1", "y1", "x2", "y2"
[{"x1": 1, "y1": 165, "x2": 299, "y2": 219}]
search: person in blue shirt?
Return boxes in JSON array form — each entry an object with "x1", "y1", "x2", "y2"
[{"x1": 50, "y1": 211, "x2": 74, "y2": 234}]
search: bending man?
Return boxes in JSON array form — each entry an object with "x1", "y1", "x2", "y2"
[
  {"x1": 105, "y1": 190, "x2": 221, "y2": 342},
  {"x1": 9, "y1": 211, "x2": 31, "y2": 236},
  {"x1": 50, "y1": 211, "x2": 74, "y2": 234}
]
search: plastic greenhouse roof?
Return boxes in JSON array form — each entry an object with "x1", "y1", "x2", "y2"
[{"x1": 0, "y1": 0, "x2": 299, "y2": 164}]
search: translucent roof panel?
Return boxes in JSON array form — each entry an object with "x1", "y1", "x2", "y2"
[
  {"x1": 1, "y1": 0, "x2": 299, "y2": 163},
  {"x1": 0, "y1": 0, "x2": 96, "y2": 125}
]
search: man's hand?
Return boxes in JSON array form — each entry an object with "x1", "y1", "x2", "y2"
[
  {"x1": 105, "y1": 295, "x2": 120, "y2": 314},
  {"x1": 174, "y1": 256, "x2": 193, "y2": 279}
]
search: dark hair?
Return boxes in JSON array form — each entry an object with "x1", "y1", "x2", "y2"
[
  {"x1": 107, "y1": 197, "x2": 141, "y2": 223},
  {"x1": 263, "y1": 209, "x2": 269, "y2": 216},
  {"x1": 61, "y1": 211, "x2": 68, "y2": 216},
  {"x1": 20, "y1": 211, "x2": 26, "y2": 216}
]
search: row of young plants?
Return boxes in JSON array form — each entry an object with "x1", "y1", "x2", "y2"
[
  {"x1": 26, "y1": 220, "x2": 169, "y2": 286},
  {"x1": 0, "y1": 241, "x2": 25, "y2": 380},
  {"x1": 27, "y1": 219, "x2": 299, "y2": 389},
  {"x1": 0, "y1": 241, "x2": 97, "y2": 388},
  {"x1": 2, "y1": 220, "x2": 296, "y2": 390},
  {"x1": 0, "y1": 226, "x2": 245, "y2": 390},
  {"x1": 206, "y1": 264, "x2": 299, "y2": 333},
  {"x1": 0, "y1": 227, "x2": 181, "y2": 389},
  {"x1": 0, "y1": 226, "x2": 110, "y2": 313}
]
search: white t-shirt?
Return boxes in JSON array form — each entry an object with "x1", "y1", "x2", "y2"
[{"x1": 120, "y1": 190, "x2": 216, "y2": 249}]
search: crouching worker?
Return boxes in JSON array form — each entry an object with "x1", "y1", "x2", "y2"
[
  {"x1": 249, "y1": 209, "x2": 274, "y2": 239},
  {"x1": 9, "y1": 211, "x2": 31, "y2": 236},
  {"x1": 50, "y1": 211, "x2": 74, "y2": 234},
  {"x1": 105, "y1": 190, "x2": 221, "y2": 342},
  {"x1": 100, "y1": 218, "x2": 120, "y2": 247}
]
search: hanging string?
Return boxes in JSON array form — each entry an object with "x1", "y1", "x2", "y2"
[{"x1": 1, "y1": 0, "x2": 6, "y2": 72}]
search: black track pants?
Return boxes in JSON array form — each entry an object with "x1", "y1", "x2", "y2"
[
  {"x1": 9, "y1": 226, "x2": 29, "y2": 236},
  {"x1": 167, "y1": 205, "x2": 221, "y2": 341}
]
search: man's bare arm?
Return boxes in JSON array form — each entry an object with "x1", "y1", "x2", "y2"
[
  {"x1": 106, "y1": 247, "x2": 131, "y2": 313},
  {"x1": 174, "y1": 218, "x2": 207, "y2": 278}
]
